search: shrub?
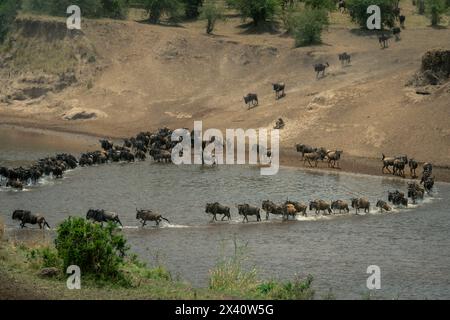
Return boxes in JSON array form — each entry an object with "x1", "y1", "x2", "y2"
[
  {"x1": 0, "y1": 0, "x2": 20, "y2": 43},
  {"x1": 141, "y1": 0, "x2": 183, "y2": 23},
  {"x1": 55, "y1": 217, "x2": 129, "y2": 282},
  {"x1": 228, "y1": 0, "x2": 280, "y2": 26},
  {"x1": 426, "y1": 0, "x2": 446, "y2": 26},
  {"x1": 292, "y1": 9, "x2": 329, "y2": 46},
  {"x1": 200, "y1": 0, "x2": 225, "y2": 34},
  {"x1": 26, "y1": 247, "x2": 62, "y2": 270},
  {"x1": 347, "y1": 0, "x2": 397, "y2": 29},
  {"x1": 257, "y1": 275, "x2": 315, "y2": 300}
]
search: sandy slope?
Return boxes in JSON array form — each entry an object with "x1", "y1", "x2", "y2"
[{"x1": 0, "y1": 13, "x2": 449, "y2": 170}]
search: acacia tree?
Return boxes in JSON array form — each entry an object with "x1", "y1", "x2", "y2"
[
  {"x1": 228, "y1": 0, "x2": 280, "y2": 26},
  {"x1": 426, "y1": 0, "x2": 446, "y2": 26},
  {"x1": 142, "y1": 0, "x2": 182, "y2": 23}
]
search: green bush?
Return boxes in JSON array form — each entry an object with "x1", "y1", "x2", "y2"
[
  {"x1": 426, "y1": 0, "x2": 446, "y2": 25},
  {"x1": 292, "y1": 9, "x2": 329, "y2": 47},
  {"x1": 257, "y1": 275, "x2": 315, "y2": 299},
  {"x1": 55, "y1": 217, "x2": 129, "y2": 282},
  {"x1": 200, "y1": 0, "x2": 225, "y2": 34},
  {"x1": 0, "y1": 0, "x2": 20, "y2": 43},
  {"x1": 347, "y1": 0, "x2": 397, "y2": 29},
  {"x1": 141, "y1": 0, "x2": 183, "y2": 23},
  {"x1": 228, "y1": 0, "x2": 280, "y2": 26}
]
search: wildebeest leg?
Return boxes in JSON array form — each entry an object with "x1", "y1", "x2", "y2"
[{"x1": 142, "y1": 220, "x2": 146, "y2": 227}]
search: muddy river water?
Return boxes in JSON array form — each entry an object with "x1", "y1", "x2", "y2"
[{"x1": 1, "y1": 127, "x2": 449, "y2": 299}]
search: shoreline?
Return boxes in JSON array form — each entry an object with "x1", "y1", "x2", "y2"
[{"x1": 2, "y1": 123, "x2": 450, "y2": 183}]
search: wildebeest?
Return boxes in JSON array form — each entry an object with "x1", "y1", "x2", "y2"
[
  {"x1": 338, "y1": 53, "x2": 351, "y2": 66},
  {"x1": 136, "y1": 209, "x2": 170, "y2": 227},
  {"x1": 379, "y1": 34, "x2": 389, "y2": 48},
  {"x1": 262, "y1": 200, "x2": 283, "y2": 220},
  {"x1": 326, "y1": 150, "x2": 343, "y2": 168},
  {"x1": 237, "y1": 204, "x2": 261, "y2": 223},
  {"x1": 399, "y1": 15, "x2": 406, "y2": 28},
  {"x1": 6, "y1": 179, "x2": 23, "y2": 190},
  {"x1": 331, "y1": 200, "x2": 349, "y2": 214},
  {"x1": 388, "y1": 190, "x2": 408, "y2": 207},
  {"x1": 303, "y1": 151, "x2": 324, "y2": 167},
  {"x1": 392, "y1": 27, "x2": 401, "y2": 40},
  {"x1": 274, "y1": 118, "x2": 285, "y2": 130},
  {"x1": 283, "y1": 203, "x2": 297, "y2": 220},
  {"x1": 100, "y1": 139, "x2": 114, "y2": 151},
  {"x1": 12, "y1": 210, "x2": 50, "y2": 229},
  {"x1": 272, "y1": 82, "x2": 286, "y2": 99},
  {"x1": 338, "y1": 0, "x2": 346, "y2": 12},
  {"x1": 86, "y1": 209, "x2": 123, "y2": 226},
  {"x1": 422, "y1": 176, "x2": 435, "y2": 194},
  {"x1": 314, "y1": 63, "x2": 329, "y2": 78},
  {"x1": 407, "y1": 182, "x2": 424, "y2": 204},
  {"x1": 351, "y1": 198, "x2": 370, "y2": 214},
  {"x1": 309, "y1": 200, "x2": 332, "y2": 215},
  {"x1": 296, "y1": 144, "x2": 316, "y2": 159},
  {"x1": 376, "y1": 200, "x2": 392, "y2": 212},
  {"x1": 285, "y1": 200, "x2": 307, "y2": 217},
  {"x1": 382, "y1": 154, "x2": 407, "y2": 175},
  {"x1": 205, "y1": 203, "x2": 231, "y2": 222},
  {"x1": 408, "y1": 158, "x2": 418, "y2": 178},
  {"x1": 393, "y1": 158, "x2": 406, "y2": 177},
  {"x1": 243, "y1": 93, "x2": 259, "y2": 109}
]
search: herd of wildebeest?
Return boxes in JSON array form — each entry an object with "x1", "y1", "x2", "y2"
[
  {"x1": 243, "y1": 2, "x2": 407, "y2": 110},
  {"x1": 2, "y1": 124, "x2": 436, "y2": 229}
]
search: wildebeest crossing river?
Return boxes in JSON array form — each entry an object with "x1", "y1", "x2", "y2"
[{"x1": 1, "y1": 128, "x2": 449, "y2": 299}]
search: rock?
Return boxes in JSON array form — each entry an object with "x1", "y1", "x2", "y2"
[{"x1": 39, "y1": 267, "x2": 59, "y2": 278}]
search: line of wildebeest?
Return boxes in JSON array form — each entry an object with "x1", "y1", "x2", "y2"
[
  {"x1": 7, "y1": 157, "x2": 435, "y2": 229},
  {"x1": 8, "y1": 169, "x2": 434, "y2": 229}
]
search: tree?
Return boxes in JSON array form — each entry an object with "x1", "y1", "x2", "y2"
[
  {"x1": 426, "y1": 0, "x2": 446, "y2": 26},
  {"x1": 200, "y1": 1, "x2": 225, "y2": 34},
  {"x1": 55, "y1": 217, "x2": 129, "y2": 281},
  {"x1": 228, "y1": 0, "x2": 280, "y2": 26},
  {"x1": 347, "y1": 0, "x2": 397, "y2": 29},
  {"x1": 183, "y1": 0, "x2": 203, "y2": 19},
  {"x1": 142, "y1": 0, "x2": 183, "y2": 23},
  {"x1": 292, "y1": 9, "x2": 329, "y2": 46},
  {"x1": 0, "y1": 0, "x2": 20, "y2": 43}
]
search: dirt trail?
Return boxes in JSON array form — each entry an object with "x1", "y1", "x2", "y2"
[{"x1": 0, "y1": 12, "x2": 449, "y2": 171}]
